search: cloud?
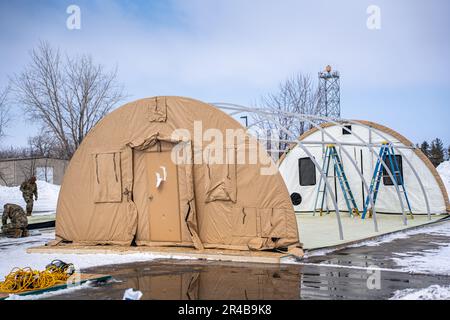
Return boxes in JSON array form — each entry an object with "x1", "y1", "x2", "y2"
[
  {"x1": 2, "y1": 0, "x2": 449, "y2": 92},
  {"x1": 0, "y1": 0, "x2": 449, "y2": 146}
]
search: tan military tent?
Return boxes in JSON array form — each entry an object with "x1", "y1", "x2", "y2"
[{"x1": 53, "y1": 96, "x2": 302, "y2": 255}]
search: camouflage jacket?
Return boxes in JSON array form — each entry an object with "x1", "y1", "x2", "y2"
[
  {"x1": 20, "y1": 181, "x2": 38, "y2": 198},
  {"x1": 2, "y1": 204, "x2": 28, "y2": 227}
]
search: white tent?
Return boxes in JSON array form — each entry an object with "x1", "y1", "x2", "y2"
[
  {"x1": 279, "y1": 121, "x2": 449, "y2": 216},
  {"x1": 212, "y1": 104, "x2": 448, "y2": 248}
]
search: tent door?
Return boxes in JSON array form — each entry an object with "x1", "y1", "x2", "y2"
[{"x1": 146, "y1": 151, "x2": 181, "y2": 242}]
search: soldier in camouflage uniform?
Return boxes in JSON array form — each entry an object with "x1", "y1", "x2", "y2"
[
  {"x1": 1, "y1": 203, "x2": 29, "y2": 238},
  {"x1": 20, "y1": 176, "x2": 38, "y2": 216}
]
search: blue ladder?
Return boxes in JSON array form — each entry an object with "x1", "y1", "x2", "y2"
[
  {"x1": 313, "y1": 145, "x2": 360, "y2": 217},
  {"x1": 362, "y1": 142, "x2": 413, "y2": 219}
]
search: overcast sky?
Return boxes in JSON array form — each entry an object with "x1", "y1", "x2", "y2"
[{"x1": 0, "y1": 0, "x2": 449, "y2": 147}]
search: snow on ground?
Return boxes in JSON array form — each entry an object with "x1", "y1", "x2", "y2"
[
  {"x1": 387, "y1": 222, "x2": 450, "y2": 275},
  {"x1": 0, "y1": 180, "x2": 60, "y2": 214},
  {"x1": 0, "y1": 161, "x2": 448, "y2": 298},
  {"x1": 384, "y1": 161, "x2": 450, "y2": 276},
  {"x1": 303, "y1": 247, "x2": 339, "y2": 258},
  {"x1": 349, "y1": 221, "x2": 450, "y2": 248},
  {"x1": 437, "y1": 161, "x2": 450, "y2": 198},
  {"x1": 0, "y1": 230, "x2": 195, "y2": 283},
  {"x1": 392, "y1": 245, "x2": 450, "y2": 275},
  {"x1": 5, "y1": 282, "x2": 96, "y2": 300},
  {"x1": 0, "y1": 230, "x2": 197, "y2": 299},
  {"x1": 305, "y1": 221, "x2": 450, "y2": 276},
  {"x1": 353, "y1": 221, "x2": 450, "y2": 275},
  {"x1": 390, "y1": 285, "x2": 450, "y2": 300},
  {"x1": 306, "y1": 220, "x2": 450, "y2": 258}
]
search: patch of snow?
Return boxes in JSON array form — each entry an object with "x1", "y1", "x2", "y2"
[
  {"x1": 390, "y1": 285, "x2": 450, "y2": 300},
  {"x1": 4, "y1": 281, "x2": 95, "y2": 300},
  {"x1": 302, "y1": 221, "x2": 450, "y2": 277},
  {"x1": 0, "y1": 230, "x2": 44, "y2": 244},
  {"x1": 437, "y1": 161, "x2": 450, "y2": 198},
  {"x1": 303, "y1": 247, "x2": 339, "y2": 258},
  {"x1": 0, "y1": 228, "x2": 199, "y2": 299},
  {"x1": 0, "y1": 180, "x2": 60, "y2": 214},
  {"x1": 392, "y1": 244, "x2": 450, "y2": 275},
  {"x1": 349, "y1": 220, "x2": 450, "y2": 248},
  {"x1": 304, "y1": 220, "x2": 450, "y2": 259},
  {"x1": 384, "y1": 222, "x2": 450, "y2": 275},
  {"x1": 0, "y1": 230, "x2": 196, "y2": 284},
  {"x1": 291, "y1": 260, "x2": 402, "y2": 272},
  {"x1": 304, "y1": 231, "x2": 415, "y2": 257}
]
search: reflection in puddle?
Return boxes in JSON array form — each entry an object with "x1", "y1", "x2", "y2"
[
  {"x1": 45, "y1": 258, "x2": 450, "y2": 300},
  {"x1": 62, "y1": 261, "x2": 303, "y2": 300},
  {"x1": 126, "y1": 268, "x2": 301, "y2": 300},
  {"x1": 42, "y1": 229, "x2": 450, "y2": 300}
]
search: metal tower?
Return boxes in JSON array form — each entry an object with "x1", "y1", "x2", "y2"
[{"x1": 318, "y1": 65, "x2": 341, "y2": 118}]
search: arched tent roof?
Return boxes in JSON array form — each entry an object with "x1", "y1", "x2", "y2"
[
  {"x1": 279, "y1": 120, "x2": 449, "y2": 214},
  {"x1": 54, "y1": 96, "x2": 302, "y2": 255}
]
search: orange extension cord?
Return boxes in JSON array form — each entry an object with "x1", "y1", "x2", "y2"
[{"x1": 0, "y1": 261, "x2": 74, "y2": 294}]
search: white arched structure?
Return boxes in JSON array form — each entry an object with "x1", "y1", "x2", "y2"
[
  {"x1": 213, "y1": 103, "x2": 449, "y2": 246},
  {"x1": 279, "y1": 121, "x2": 449, "y2": 216}
]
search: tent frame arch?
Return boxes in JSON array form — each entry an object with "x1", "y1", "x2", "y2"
[{"x1": 213, "y1": 103, "x2": 432, "y2": 235}]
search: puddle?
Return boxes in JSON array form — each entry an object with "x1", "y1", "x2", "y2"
[
  {"x1": 42, "y1": 259, "x2": 450, "y2": 300},
  {"x1": 22, "y1": 222, "x2": 450, "y2": 300}
]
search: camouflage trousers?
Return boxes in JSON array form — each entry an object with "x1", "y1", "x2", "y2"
[
  {"x1": 1, "y1": 224, "x2": 29, "y2": 238},
  {"x1": 23, "y1": 195, "x2": 34, "y2": 216}
]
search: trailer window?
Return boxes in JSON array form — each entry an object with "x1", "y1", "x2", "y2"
[
  {"x1": 382, "y1": 155, "x2": 403, "y2": 186},
  {"x1": 343, "y1": 125, "x2": 352, "y2": 135},
  {"x1": 298, "y1": 157, "x2": 316, "y2": 186}
]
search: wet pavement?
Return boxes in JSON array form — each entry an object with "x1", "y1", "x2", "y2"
[
  {"x1": 45, "y1": 226, "x2": 450, "y2": 300},
  {"x1": 43, "y1": 259, "x2": 450, "y2": 300},
  {"x1": 302, "y1": 229, "x2": 450, "y2": 271}
]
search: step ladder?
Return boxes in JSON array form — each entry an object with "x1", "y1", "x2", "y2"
[
  {"x1": 313, "y1": 145, "x2": 360, "y2": 217},
  {"x1": 362, "y1": 142, "x2": 413, "y2": 219}
]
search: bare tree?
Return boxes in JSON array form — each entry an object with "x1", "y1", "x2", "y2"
[
  {"x1": 0, "y1": 146, "x2": 30, "y2": 159},
  {"x1": 0, "y1": 134, "x2": 58, "y2": 185},
  {"x1": 0, "y1": 86, "x2": 10, "y2": 141},
  {"x1": 20, "y1": 158, "x2": 37, "y2": 181},
  {"x1": 253, "y1": 73, "x2": 321, "y2": 158},
  {"x1": 11, "y1": 41, "x2": 126, "y2": 159},
  {"x1": 0, "y1": 171, "x2": 9, "y2": 186},
  {"x1": 27, "y1": 133, "x2": 61, "y2": 182},
  {"x1": 0, "y1": 86, "x2": 11, "y2": 184},
  {"x1": 28, "y1": 133, "x2": 59, "y2": 157}
]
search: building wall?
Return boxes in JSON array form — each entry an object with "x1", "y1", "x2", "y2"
[{"x1": 0, "y1": 158, "x2": 69, "y2": 186}]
